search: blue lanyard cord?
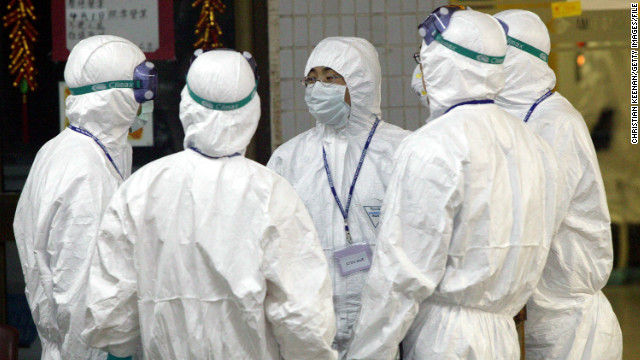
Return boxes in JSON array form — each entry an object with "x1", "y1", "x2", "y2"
[
  {"x1": 524, "y1": 91, "x2": 553, "y2": 123},
  {"x1": 189, "y1": 147, "x2": 241, "y2": 159},
  {"x1": 69, "y1": 125, "x2": 124, "y2": 180},
  {"x1": 445, "y1": 99, "x2": 494, "y2": 114},
  {"x1": 323, "y1": 118, "x2": 381, "y2": 244}
]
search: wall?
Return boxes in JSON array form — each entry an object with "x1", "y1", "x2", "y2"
[{"x1": 269, "y1": 0, "x2": 448, "y2": 148}]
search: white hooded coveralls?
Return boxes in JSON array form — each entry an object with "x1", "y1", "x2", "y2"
[
  {"x1": 494, "y1": 10, "x2": 623, "y2": 360},
  {"x1": 12, "y1": 35, "x2": 144, "y2": 360},
  {"x1": 267, "y1": 37, "x2": 410, "y2": 358},
  {"x1": 81, "y1": 50, "x2": 338, "y2": 360},
  {"x1": 346, "y1": 11, "x2": 562, "y2": 360}
]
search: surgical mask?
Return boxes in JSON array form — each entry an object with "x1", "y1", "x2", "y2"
[
  {"x1": 305, "y1": 83, "x2": 350, "y2": 128},
  {"x1": 130, "y1": 100, "x2": 153, "y2": 133}
]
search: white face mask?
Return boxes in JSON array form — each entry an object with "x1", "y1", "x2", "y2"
[
  {"x1": 130, "y1": 100, "x2": 154, "y2": 133},
  {"x1": 305, "y1": 83, "x2": 350, "y2": 128}
]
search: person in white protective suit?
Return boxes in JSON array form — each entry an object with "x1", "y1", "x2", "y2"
[
  {"x1": 267, "y1": 37, "x2": 410, "y2": 358},
  {"x1": 80, "y1": 49, "x2": 338, "y2": 360},
  {"x1": 346, "y1": 7, "x2": 563, "y2": 360},
  {"x1": 12, "y1": 35, "x2": 153, "y2": 360},
  {"x1": 494, "y1": 10, "x2": 623, "y2": 360}
]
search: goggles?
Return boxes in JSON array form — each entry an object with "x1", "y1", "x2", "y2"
[
  {"x1": 186, "y1": 48, "x2": 259, "y2": 111},
  {"x1": 418, "y1": 5, "x2": 508, "y2": 65},
  {"x1": 69, "y1": 61, "x2": 158, "y2": 103}
]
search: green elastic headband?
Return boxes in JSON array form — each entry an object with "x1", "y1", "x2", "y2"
[
  {"x1": 69, "y1": 80, "x2": 141, "y2": 95},
  {"x1": 507, "y1": 36, "x2": 549, "y2": 63},
  {"x1": 434, "y1": 32, "x2": 505, "y2": 64},
  {"x1": 187, "y1": 81, "x2": 257, "y2": 111}
]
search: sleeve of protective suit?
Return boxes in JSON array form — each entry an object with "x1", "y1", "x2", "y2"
[
  {"x1": 45, "y1": 172, "x2": 113, "y2": 356},
  {"x1": 346, "y1": 140, "x2": 464, "y2": 360},
  {"x1": 542, "y1": 116, "x2": 613, "y2": 292},
  {"x1": 261, "y1": 177, "x2": 338, "y2": 360},
  {"x1": 265, "y1": 147, "x2": 286, "y2": 177},
  {"x1": 82, "y1": 188, "x2": 140, "y2": 358}
]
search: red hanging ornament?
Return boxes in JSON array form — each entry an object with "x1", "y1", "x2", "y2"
[
  {"x1": 192, "y1": 0, "x2": 225, "y2": 50},
  {"x1": 3, "y1": 0, "x2": 38, "y2": 143}
]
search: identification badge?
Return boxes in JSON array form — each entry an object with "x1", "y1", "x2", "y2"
[{"x1": 334, "y1": 243, "x2": 373, "y2": 276}]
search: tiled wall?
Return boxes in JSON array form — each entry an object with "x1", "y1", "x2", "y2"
[{"x1": 269, "y1": 0, "x2": 448, "y2": 148}]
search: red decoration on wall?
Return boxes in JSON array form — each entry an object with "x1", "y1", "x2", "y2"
[
  {"x1": 3, "y1": 0, "x2": 38, "y2": 143},
  {"x1": 193, "y1": 0, "x2": 225, "y2": 49}
]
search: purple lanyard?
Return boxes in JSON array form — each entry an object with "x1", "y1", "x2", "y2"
[
  {"x1": 445, "y1": 99, "x2": 494, "y2": 114},
  {"x1": 189, "y1": 147, "x2": 241, "y2": 159},
  {"x1": 323, "y1": 118, "x2": 380, "y2": 244},
  {"x1": 69, "y1": 125, "x2": 124, "y2": 180},
  {"x1": 524, "y1": 91, "x2": 553, "y2": 123}
]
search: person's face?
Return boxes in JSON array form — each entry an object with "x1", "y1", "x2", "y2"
[{"x1": 307, "y1": 66, "x2": 351, "y2": 106}]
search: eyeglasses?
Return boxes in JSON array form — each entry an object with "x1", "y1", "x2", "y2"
[
  {"x1": 300, "y1": 74, "x2": 344, "y2": 88},
  {"x1": 413, "y1": 52, "x2": 420, "y2": 64}
]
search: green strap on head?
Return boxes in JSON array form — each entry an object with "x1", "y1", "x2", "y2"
[
  {"x1": 106, "y1": 354, "x2": 132, "y2": 360},
  {"x1": 434, "y1": 32, "x2": 505, "y2": 64},
  {"x1": 68, "y1": 80, "x2": 142, "y2": 95},
  {"x1": 187, "y1": 81, "x2": 257, "y2": 111},
  {"x1": 507, "y1": 36, "x2": 549, "y2": 63}
]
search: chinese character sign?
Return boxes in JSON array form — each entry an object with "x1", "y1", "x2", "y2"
[{"x1": 52, "y1": 0, "x2": 174, "y2": 60}]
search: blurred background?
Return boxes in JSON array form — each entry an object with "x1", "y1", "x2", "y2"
[{"x1": 0, "y1": 0, "x2": 637, "y2": 358}]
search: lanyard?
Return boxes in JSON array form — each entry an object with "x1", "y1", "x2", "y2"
[
  {"x1": 445, "y1": 99, "x2": 494, "y2": 114},
  {"x1": 524, "y1": 91, "x2": 553, "y2": 123},
  {"x1": 189, "y1": 147, "x2": 241, "y2": 159},
  {"x1": 323, "y1": 118, "x2": 380, "y2": 244},
  {"x1": 69, "y1": 125, "x2": 124, "y2": 180}
]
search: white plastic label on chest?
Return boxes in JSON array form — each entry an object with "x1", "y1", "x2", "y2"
[{"x1": 334, "y1": 242, "x2": 373, "y2": 276}]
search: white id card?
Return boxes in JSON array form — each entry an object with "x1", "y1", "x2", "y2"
[{"x1": 334, "y1": 242, "x2": 372, "y2": 276}]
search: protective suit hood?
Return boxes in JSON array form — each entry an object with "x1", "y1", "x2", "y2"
[
  {"x1": 269, "y1": 36, "x2": 410, "y2": 358},
  {"x1": 494, "y1": 10, "x2": 556, "y2": 109},
  {"x1": 420, "y1": 10, "x2": 507, "y2": 120},
  {"x1": 180, "y1": 50, "x2": 260, "y2": 157},
  {"x1": 304, "y1": 37, "x2": 381, "y2": 132},
  {"x1": 492, "y1": 11, "x2": 622, "y2": 360},
  {"x1": 64, "y1": 35, "x2": 145, "y2": 177}
]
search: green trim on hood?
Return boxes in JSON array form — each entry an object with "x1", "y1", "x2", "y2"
[
  {"x1": 69, "y1": 80, "x2": 142, "y2": 95},
  {"x1": 187, "y1": 80, "x2": 258, "y2": 111},
  {"x1": 435, "y1": 32, "x2": 505, "y2": 64},
  {"x1": 507, "y1": 36, "x2": 548, "y2": 63}
]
